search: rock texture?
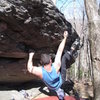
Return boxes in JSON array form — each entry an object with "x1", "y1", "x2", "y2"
[{"x1": 0, "y1": 0, "x2": 79, "y2": 83}]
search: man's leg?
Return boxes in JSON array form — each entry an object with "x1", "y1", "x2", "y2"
[
  {"x1": 61, "y1": 38, "x2": 80, "y2": 83},
  {"x1": 55, "y1": 88, "x2": 65, "y2": 100},
  {"x1": 61, "y1": 52, "x2": 73, "y2": 83}
]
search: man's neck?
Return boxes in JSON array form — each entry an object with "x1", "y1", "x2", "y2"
[{"x1": 44, "y1": 63, "x2": 52, "y2": 72}]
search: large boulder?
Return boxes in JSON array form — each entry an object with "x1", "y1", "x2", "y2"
[{"x1": 0, "y1": 0, "x2": 79, "y2": 83}]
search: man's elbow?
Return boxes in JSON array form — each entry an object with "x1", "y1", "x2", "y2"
[
  {"x1": 27, "y1": 66, "x2": 32, "y2": 73},
  {"x1": 56, "y1": 62, "x2": 61, "y2": 69}
]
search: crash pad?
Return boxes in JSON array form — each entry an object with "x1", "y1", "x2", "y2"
[{"x1": 33, "y1": 96, "x2": 76, "y2": 100}]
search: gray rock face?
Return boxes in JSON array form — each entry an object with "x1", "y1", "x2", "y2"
[{"x1": 0, "y1": 0, "x2": 79, "y2": 83}]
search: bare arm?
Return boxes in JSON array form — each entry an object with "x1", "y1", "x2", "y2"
[
  {"x1": 27, "y1": 52, "x2": 42, "y2": 79},
  {"x1": 53, "y1": 31, "x2": 68, "y2": 72}
]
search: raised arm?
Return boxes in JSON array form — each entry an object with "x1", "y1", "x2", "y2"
[
  {"x1": 54, "y1": 31, "x2": 68, "y2": 72},
  {"x1": 27, "y1": 52, "x2": 42, "y2": 79}
]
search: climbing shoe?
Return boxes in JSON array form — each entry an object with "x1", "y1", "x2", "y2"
[{"x1": 71, "y1": 38, "x2": 80, "y2": 51}]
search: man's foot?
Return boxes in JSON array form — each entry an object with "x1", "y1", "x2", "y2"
[
  {"x1": 68, "y1": 38, "x2": 80, "y2": 59},
  {"x1": 71, "y1": 38, "x2": 80, "y2": 51}
]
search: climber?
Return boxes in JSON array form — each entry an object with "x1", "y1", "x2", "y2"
[{"x1": 27, "y1": 31, "x2": 68, "y2": 100}]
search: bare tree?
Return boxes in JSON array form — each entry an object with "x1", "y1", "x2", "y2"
[
  {"x1": 84, "y1": 0, "x2": 100, "y2": 100},
  {"x1": 98, "y1": 3, "x2": 100, "y2": 15}
]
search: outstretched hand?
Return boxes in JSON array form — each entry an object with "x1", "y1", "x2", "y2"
[
  {"x1": 29, "y1": 52, "x2": 35, "y2": 58},
  {"x1": 64, "y1": 31, "x2": 68, "y2": 38}
]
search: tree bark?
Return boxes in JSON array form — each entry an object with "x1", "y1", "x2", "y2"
[{"x1": 84, "y1": 0, "x2": 100, "y2": 100}]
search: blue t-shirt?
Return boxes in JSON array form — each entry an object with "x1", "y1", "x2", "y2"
[{"x1": 42, "y1": 65, "x2": 62, "y2": 90}]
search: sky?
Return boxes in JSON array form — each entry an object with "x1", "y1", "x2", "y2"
[{"x1": 56, "y1": 0, "x2": 100, "y2": 19}]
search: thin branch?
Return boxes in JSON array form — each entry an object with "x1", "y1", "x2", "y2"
[{"x1": 60, "y1": 0, "x2": 73, "y2": 11}]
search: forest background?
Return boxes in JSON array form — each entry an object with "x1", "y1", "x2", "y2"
[{"x1": 54, "y1": 0, "x2": 100, "y2": 100}]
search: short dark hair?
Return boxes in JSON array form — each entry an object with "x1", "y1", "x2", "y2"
[{"x1": 40, "y1": 54, "x2": 51, "y2": 65}]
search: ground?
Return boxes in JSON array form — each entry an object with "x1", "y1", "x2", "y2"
[{"x1": 0, "y1": 80, "x2": 93, "y2": 100}]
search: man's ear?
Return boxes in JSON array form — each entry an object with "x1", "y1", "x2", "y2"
[
  {"x1": 50, "y1": 59, "x2": 52, "y2": 64},
  {"x1": 40, "y1": 60, "x2": 42, "y2": 65}
]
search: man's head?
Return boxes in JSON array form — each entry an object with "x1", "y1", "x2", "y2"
[{"x1": 40, "y1": 54, "x2": 51, "y2": 66}]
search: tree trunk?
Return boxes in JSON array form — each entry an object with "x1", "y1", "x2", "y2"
[{"x1": 84, "y1": 0, "x2": 100, "y2": 100}]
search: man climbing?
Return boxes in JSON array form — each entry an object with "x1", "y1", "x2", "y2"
[{"x1": 27, "y1": 31, "x2": 68, "y2": 100}]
